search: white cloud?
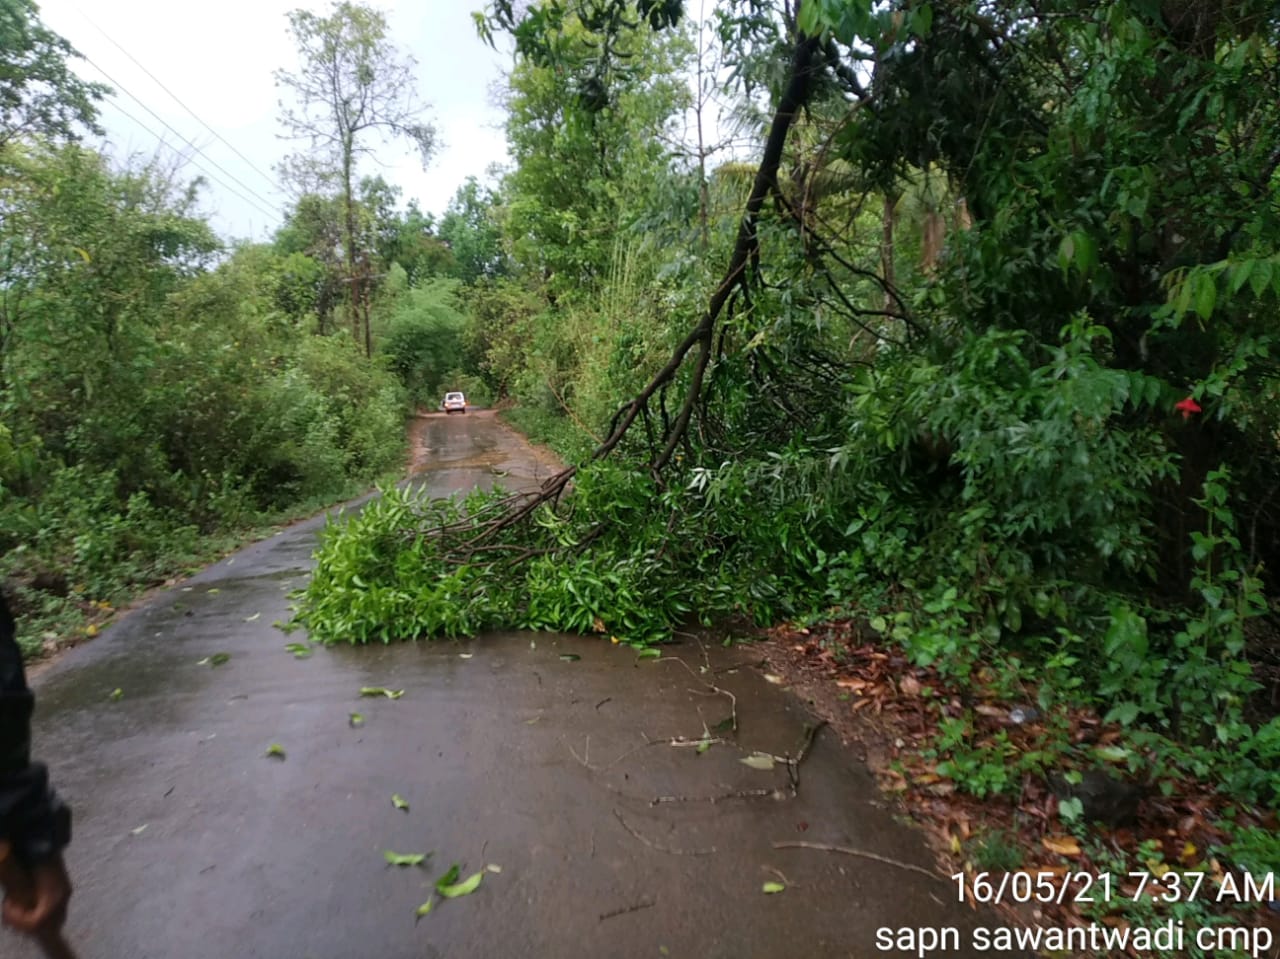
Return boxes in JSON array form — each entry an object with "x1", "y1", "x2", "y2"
[{"x1": 36, "y1": 0, "x2": 512, "y2": 240}]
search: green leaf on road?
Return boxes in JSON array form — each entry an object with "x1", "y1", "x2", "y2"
[
  {"x1": 349, "y1": 712, "x2": 364, "y2": 728},
  {"x1": 109, "y1": 688, "x2": 124, "y2": 701},
  {"x1": 559, "y1": 653, "x2": 580, "y2": 662},
  {"x1": 740, "y1": 753, "x2": 775, "y2": 771},
  {"x1": 437, "y1": 870, "x2": 484, "y2": 899},
  {"x1": 285, "y1": 642, "x2": 312, "y2": 659},
  {"x1": 485, "y1": 864, "x2": 502, "y2": 874},
  {"x1": 383, "y1": 850, "x2": 428, "y2": 867},
  {"x1": 198, "y1": 653, "x2": 231, "y2": 667},
  {"x1": 415, "y1": 897, "x2": 434, "y2": 918},
  {"x1": 360, "y1": 686, "x2": 404, "y2": 699},
  {"x1": 265, "y1": 743, "x2": 286, "y2": 760},
  {"x1": 392, "y1": 793, "x2": 409, "y2": 811},
  {"x1": 695, "y1": 739, "x2": 712, "y2": 755},
  {"x1": 635, "y1": 648, "x2": 662, "y2": 660},
  {"x1": 244, "y1": 612, "x2": 261, "y2": 622},
  {"x1": 762, "y1": 881, "x2": 786, "y2": 894}
]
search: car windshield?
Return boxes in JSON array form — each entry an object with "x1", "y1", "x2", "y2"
[{"x1": 445, "y1": 393, "x2": 464, "y2": 401}]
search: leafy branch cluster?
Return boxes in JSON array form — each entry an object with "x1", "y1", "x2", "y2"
[{"x1": 293, "y1": 0, "x2": 1279, "y2": 839}]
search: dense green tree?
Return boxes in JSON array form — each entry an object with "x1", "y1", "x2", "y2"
[
  {"x1": 0, "y1": 0, "x2": 107, "y2": 146},
  {"x1": 276, "y1": 0, "x2": 436, "y2": 355},
  {"x1": 438, "y1": 177, "x2": 507, "y2": 284},
  {"x1": 500, "y1": 8, "x2": 691, "y2": 299}
]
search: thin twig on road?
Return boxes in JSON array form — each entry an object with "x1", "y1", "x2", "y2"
[
  {"x1": 613, "y1": 808, "x2": 716, "y2": 856},
  {"x1": 599, "y1": 899, "x2": 656, "y2": 921},
  {"x1": 771, "y1": 840, "x2": 940, "y2": 880}
]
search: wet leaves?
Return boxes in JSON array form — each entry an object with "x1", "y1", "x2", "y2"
[
  {"x1": 392, "y1": 793, "x2": 409, "y2": 812},
  {"x1": 436, "y1": 865, "x2": 484, "y2": 899},
  {"x1": 360, "y1": 686, "x2": 404, "y2": 699},
  {"x1": 635, "y1": 648, "x2": 661, "y2": 660},
  {"x1": 559, "y1": 653, "x2": 581, "y2": 662},
  {"x1": 761, "y1": 619, "x2": 1274, "y2": 945},
  {"x1": 244, "y1": 612, "x2": 260, "y2": 623},
  {"x1": 762, "y1": 881, "x2": 786, "y2": 894},
  {"x1": 1041, "y1": 835, "x2": 1082, "y2": 857},
  {"x1": 349, "y1": 712, "x2": 365, "y2": 728},
  {"x1": 740, "y1": 753, "x2": 776, "y2": 771},
  {"x1": 265, "y1": 743, "x2": 286, "y2": 760},
  {"x1": 384, "y1": 851, "x2": 428, "y2": 867},
  {"x1": 198, "y1": 653, "x2": 231, "y2": 667},
  {"x1": 284, "y1": 642, "x2": 312, "y2": 659},
  {"x1": 409, "y1": 862, "x2": 499, "y2": 921},
  {"x1": 108, "y1": 688, "x2": 124, "y2": 702}
]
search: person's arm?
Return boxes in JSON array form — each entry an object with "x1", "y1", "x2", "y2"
[{"x1": 0, "y1": 593, "x2": 72, "y2": 936}]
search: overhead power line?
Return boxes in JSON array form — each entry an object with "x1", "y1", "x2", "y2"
[
  {"x1": 101, "y1": 96, "x2": 281, "y2": 223},
  {"x1": 78, "y1": 52, "x2": 282, "y2": 215},
  {"x1": 74, "y1": 9, "x2": 282, "y2": 192}
]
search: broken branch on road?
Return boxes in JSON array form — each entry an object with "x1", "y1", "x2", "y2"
[
  {"x1": 612, "y1": 808, "x2": 716, "y2": 857},
  {"x1": 771, "y1": 840, "x2": 940, "y2": 880},
  {"x1": 598, "y1": 898, "x2": 656, "y2": 922}
]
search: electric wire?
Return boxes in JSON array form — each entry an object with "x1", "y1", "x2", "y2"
[
  {"x1": 100, "y1": 95, "x2": 281, "y2": 222},
  {"x1": 73, "y1": 8, "x2": 282, "y2": 192},
  {"x1": 78, "y1": 53, "x2": 282, "y2": 214}
]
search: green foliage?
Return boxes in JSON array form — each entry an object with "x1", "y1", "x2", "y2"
[
  {"x1": 380, "y1": 279, "x2": 472, "y2": 405},
  {"x1": 0, "y1": 141, "x2": 408, "y2": 650},
  {"x1": 0, "y1": 0, "x2": 108, "y2": 146},
  {"x1": 438, "y1": 177, "x2": 508, "y2": 284},
  {"x1": 968, "y1": 829, "x2": 1022, "y2": 872},
  {"x1": 276, "y1": 0, "x2": 436, "y2": 353},
  {"x1": 303, "y1": 0, "x2": 1280, "y2": 822}
]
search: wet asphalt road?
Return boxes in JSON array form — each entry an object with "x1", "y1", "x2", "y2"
[{"x1": 11, "y1": 412, "x2": 1017, "y2": 959}]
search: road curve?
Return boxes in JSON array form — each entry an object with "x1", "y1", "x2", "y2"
[{"x1": 9, "y1": 412, "x2": 1017, "y2": 958}]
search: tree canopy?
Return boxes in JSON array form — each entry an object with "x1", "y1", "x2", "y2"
[
  {"x1": 0, "y1": 0, "x2": 107, "y2": 147},
  {"x1": 297, "y1": 1, "x2": 1280, "y2": 881}
]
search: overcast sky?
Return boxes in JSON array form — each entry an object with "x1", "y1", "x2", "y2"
[{"x1": 37, "y1": 0, "x2": 513, "y2": 241}]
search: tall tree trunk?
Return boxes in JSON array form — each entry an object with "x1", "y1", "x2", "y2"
[
  {"x1": 695, "y1": 1, "x2": 709, "y2": 253},
  {"x1": 880, "y1": 192, "x2": 898, "y2": 312},
  {"x1": 342, "y1": 143, "x2": 360, "y2": 347},
  {"x1": 360, "y1": 252, "x2": 373, "y2": 357}
]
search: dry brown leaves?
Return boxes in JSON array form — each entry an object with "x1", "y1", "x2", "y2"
[{"x1": 759, "y1": 618, "x2": 1279, "y2": 938}]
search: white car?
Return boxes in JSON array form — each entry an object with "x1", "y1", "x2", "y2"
[{"x1": 443, "y1": 391, "x2": 467, "y2": 414}]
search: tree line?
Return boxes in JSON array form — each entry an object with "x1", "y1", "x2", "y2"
[
  {"x1": 298, "y1": 0, "x2": 1280, "y2": 880},
  {"x1": 0, "y1": 0, "x2": 499, "y2": 653}
]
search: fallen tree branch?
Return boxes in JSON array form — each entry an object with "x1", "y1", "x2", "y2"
[
  {"x1": 651, "y1": 787, "x2": 781, "y2": 805},
  {"x1": 771, "y1": 840, "x2": 941, "y2": 880},
  {"x1": 613, "y1": 808, "x2": 716, "y2": 856},
  {"x1": 599, "y1": 899, "x2": 656, "y2": 921}
]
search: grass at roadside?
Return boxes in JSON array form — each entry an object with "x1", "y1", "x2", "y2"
[
  {"x1": 497, "y1": 406, "x2": 595, "y2": 464},
  {"x1": 9, "y1": 460, "x2": 409, "y2": 663}
]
